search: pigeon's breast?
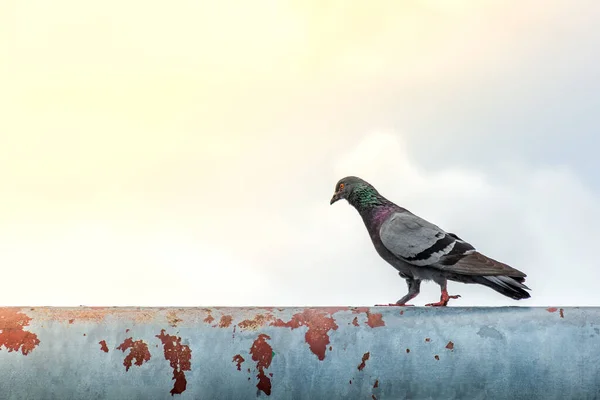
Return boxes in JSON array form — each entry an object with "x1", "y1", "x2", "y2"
[{"x1": 362, "y1": 208, "x2": 396, "y2": 254}]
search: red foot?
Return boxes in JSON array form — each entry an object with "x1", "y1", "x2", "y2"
[
  {"x1": 375, "y1": 303, "x2": 415, "y2": 307},
  {"x1": 425, "y1": 290, "x2": 461, "y2": 307}
]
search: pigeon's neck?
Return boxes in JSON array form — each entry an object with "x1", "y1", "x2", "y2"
[{"x1": 347, "y1": 187, "x2": 389, "y2": 214}]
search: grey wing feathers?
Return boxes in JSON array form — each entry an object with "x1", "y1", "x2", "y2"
[
  {"x1": 379, "y1": 211, "x2": 473, "y2": 267},
  {"x1": 379, "y1": 211, "x2": 525, "y2": 277}
]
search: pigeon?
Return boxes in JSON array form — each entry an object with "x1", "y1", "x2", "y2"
[{"x1": 330, "y1": 176, "x2": 531, "y2": 306}]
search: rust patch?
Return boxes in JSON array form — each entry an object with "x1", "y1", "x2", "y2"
[
  {"x1": 167, "y1": 311, "x2": 183, "y2": 327},
  {"x1": 406, "y1": 348, "x2": 410, "y2": 353},
  {"x1": 319, "y1": 307, "x2": 349, "y2": 316},
  {"x1": 349, "y1": 380, "x2": 352, "y2": 384},
  {"x1": 99, "y1": 340, "x2": 109, "y2": 353},
  {"x1": 374, "y1": 379, "x2": 379, "y2": 388},
  {"x1": 560, "y1": 308, "x2": 564, "y2": 318},
  {"x1": 546, "y1": 307, "x2": 558, "y2": 313},
  {"x1": 203, "y1": 314, "x2": 215, "y2": 324},
  {"x1": 372, "y1": 395, "x2": 377, "y2": 400},
  {"x1": 156, "y1": 330, "x2": 192, "y2": 396},
  {"x1": 425, "y1": 338, "x2": 431, "y2": 342},
  {"x1": 218, "y1": 315, "x2": 233, "y2": 328},
  {"x1": 434, "y1": 355, "x2": 440, "y2": 360},
  {"x1": 126, "y1": 329, "x2": 130, "y2": 333},
  {"x1": 446, "y1": 341, "x2": 454, "y2": 350},
  {"x1": 271, "y1": 309, "x2": 339, "y2": 360},
  {"x1": 351, "y1": 307, "x2": 370, "y2": 314},
  {"x1": 366, "y1": 312, "x2": 385, "y2": 328},
  {"x1": 116, "y1": 338, "x2": 151, "y2": 371},
  {"x1": 358, "y1": 352, "x2": 370, "y2": 371},
  {"x1": 34, "y1": 308, "x2": 153, "y2": 324},
  {"x1": 0, "y1": 309, "x2": 41, "y2": 356},
  {"x1": 68, "y1": 319, "x2": 74, "y2": 324},
  {"x1": 329, "y1": 346, "x2": 332, "y2": 351},
  {"x1": 232, "y1": 354, "x2": 245, "y2": 371},
  {"x1": 250, "y1": 334, "x2": 273, "y2": 396},
  {"x1": 238, "y1": 314, "x2": 275, "y2": 331},
  {"x1": 399, "y1": 310, "x2": 404, "y2": 315},
  {"x1": 352, "y1": 317, "x2": 359, "y2": 327}
]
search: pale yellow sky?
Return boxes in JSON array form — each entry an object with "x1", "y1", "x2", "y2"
[
  {"x1": 1, "y1": 0, "x2": 559, "y2": 217},
  {"x1": 1, "y1": 0, "x2": 596, "y2": 306}
]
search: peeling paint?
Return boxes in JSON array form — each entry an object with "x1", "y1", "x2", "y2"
[
  {"x1": 232, "y1": 354, "x2": 245, "y2": 371},
  {"x1": 218, "y1": 315, "x2": 233, "y2": 328},
  {"x1": 366, "y1": 312, "x2": 385, "y2": 328},
  {"x1": 250, "y1": 334, "x2": 273, "y2": 396},
  {"x1": 0, "y1": 306, "x2": 592, "y2": 399},
  {"x1": 166, "y1": 311, "x2": 182, "y2": 327},
  {"x1": 546, "y1": 307, "x2": 565, "y2": 318},
  {"x1": 116, "y1": 338, "x2": 151, "y2": 371},
  {"x1": 238, "y1": 314, "x2": 275, "y2": 331},
  {"x1": 156, "y1": 330, "x2": 192, "y2": 396},
  {"x1": 0, "y1": 308, "x2": 40, "y2": 355},
  {"x1": 271, "y1": 309, "x2": 339, "y2": 360},
  {"x1": 358, "y1": 352, "x2": 370, "y2": 371},
  {"x1": 35, "y1": 308, "x2": 154, "y2": 324},
  {"x1": 203, "y1": 313, "x2": 215, "y2": 324}
]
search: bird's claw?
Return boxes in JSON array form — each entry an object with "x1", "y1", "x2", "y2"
[{"x1": 425, "y1": 293, "x2": 461, "y2": 307}]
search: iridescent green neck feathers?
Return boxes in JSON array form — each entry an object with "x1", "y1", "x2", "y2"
[{"x1": 347, "y1": 185, "x2": 386, "y2": 211}]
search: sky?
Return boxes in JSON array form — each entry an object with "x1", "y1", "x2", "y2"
[{"x1": 1, "y1": 0, "x2": 599, "y2": 307}]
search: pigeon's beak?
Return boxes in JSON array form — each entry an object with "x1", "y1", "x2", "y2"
[{"x1": 330, "y1": 192, "x2": 341, "y2": 205}]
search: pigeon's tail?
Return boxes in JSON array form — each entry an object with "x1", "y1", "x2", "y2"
[{"x1": 474, "y1": 275, "x2": 531, "y2": 300}]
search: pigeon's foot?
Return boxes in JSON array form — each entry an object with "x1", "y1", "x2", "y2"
[
  {"x1": 375, "y1": 303, "x2": 415, "y2": 307},
  {"x1": 425, "y1": 290, "x2": 461, "y2": 307}
]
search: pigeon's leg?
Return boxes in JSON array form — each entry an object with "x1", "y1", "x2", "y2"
[
  {"x1": 376, "y1": 276, "x2": 421, "y2": 307},
  {"x1": 425, "y1": 279, "x2": 461, "y2": 307}
]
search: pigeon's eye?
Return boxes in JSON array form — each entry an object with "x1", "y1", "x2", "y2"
[{"x1": 339, "y1": 183, "x2": 345, "y2": 190}]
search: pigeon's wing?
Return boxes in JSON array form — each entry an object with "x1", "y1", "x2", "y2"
[
  {"x1": 379, "y1": 211, "x2": 472, "y2": 267},
  {"x1": 379, "y1": 211, "x2": 525, "y2": 276}
]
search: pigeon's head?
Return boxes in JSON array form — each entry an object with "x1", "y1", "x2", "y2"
[{"x1": 330, "y1": 176, "x2": 373, "y2": 205}]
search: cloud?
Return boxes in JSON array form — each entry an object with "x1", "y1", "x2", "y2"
[
  {"x1": 1, "y1": 130, "x2": 596, "y2": 307},
  {"x1": 0, "y1": 221, "x2": 279, "y2": 306},
  {"x1": 289, "y1": 130, "x2": 599, "y2": 306}
]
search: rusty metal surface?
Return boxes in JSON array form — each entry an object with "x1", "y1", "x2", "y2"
[{"x1": 0, "y1": 306, "x2": 598, "y2": 400}]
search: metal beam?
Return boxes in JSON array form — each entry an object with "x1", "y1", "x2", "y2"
[{"x1": 0, "y1": 306, "x2": 598, "y2": 399}]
